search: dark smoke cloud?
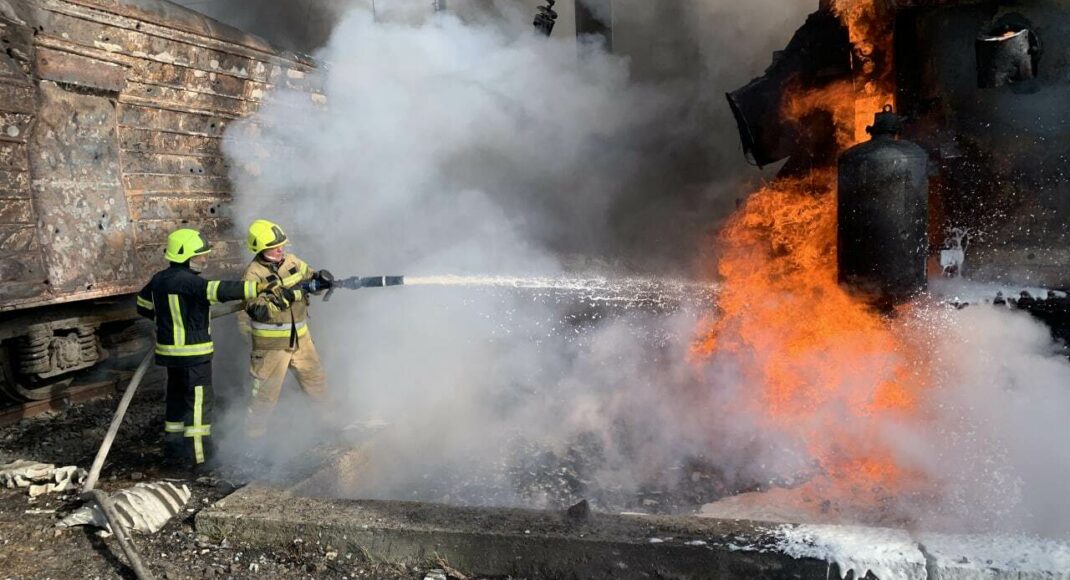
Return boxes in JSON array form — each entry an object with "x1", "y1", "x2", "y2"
[{"x1": 172, "y1": 0, "x2": 355, "y2": 52}]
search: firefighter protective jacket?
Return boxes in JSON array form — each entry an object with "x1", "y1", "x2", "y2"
[
  {"x1": 240, "y1": 254, "x2": 315, "y2": 350},
  {"x1": 137, "y1": 263, "x2": 258, "y2": 366}
]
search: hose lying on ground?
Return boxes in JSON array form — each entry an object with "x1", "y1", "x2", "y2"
[
  {"x1": 83, "y1": 489, "x2": 156, "y2": 580},
  {"x1": 82, "y1": 350, "x2": 153, "y2": 493}
]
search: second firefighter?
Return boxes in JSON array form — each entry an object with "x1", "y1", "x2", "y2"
[{"x1": 137, "y1": 228, "x2": 264, "y2": 468}]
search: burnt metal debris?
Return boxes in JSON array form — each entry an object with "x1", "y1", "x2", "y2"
[
  {"x1": 725, "y1": 10, "x2": 852, "y2": 168},
  {"x1": 976, "y1": 28, "x2": 1039, "y2": 88},
  {"x1": 533, "y1": 0, "x2": 556, "y2": 37},
  {"x1": 0, "y1": 0, "x2": 316, "y2": 402},
  {"x1": 975, "y1": 13, "x2": 1041, "y2": 89}
]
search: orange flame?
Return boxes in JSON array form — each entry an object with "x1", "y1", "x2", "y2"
[
  {"x1": 694, "y1": 1, "x2": 928, "y2": 494},
  {"x1": 831, "y1": 0, "x2": 896, "y2": 143}
]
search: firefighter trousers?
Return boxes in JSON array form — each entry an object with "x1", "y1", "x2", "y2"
[
  {"x1": 245, "y1": 335, "x2": 328, "y2": 439},
  {"x1": 164, "y1": 362, "x2": 214, "y2": 466}
]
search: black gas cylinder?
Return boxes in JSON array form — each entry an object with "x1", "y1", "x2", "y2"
[{"x1": 837, "y1": 106, "x2": 929, "y2": 304}]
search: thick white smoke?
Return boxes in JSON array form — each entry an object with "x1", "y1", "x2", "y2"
[
  {"x1": 213, "y1": 0, "x2": 1070, "y2": 538},
  {"x1": 912, "y1": 305, "x2": 1070, "y2": 536},
  {"x1": 215, "y1": 0, "x2": 814, "y2": 508},
  {"x1": 692, "y1": 298, "x2": 1070, "y2": 538}
]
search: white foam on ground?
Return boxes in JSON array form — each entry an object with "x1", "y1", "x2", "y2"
[
  {"x1": 773, "y1": 523, "x2": 927, "y2": 580},
  {"x1": 927, "y1": 278, "x2": 1067, "y2": 304},
  {"x1": 761, "y1": 522, "x2": 1070, "y2": 579},
  {"x1": 917, "y1": 532, "x2": 1070, "y2": 578}
]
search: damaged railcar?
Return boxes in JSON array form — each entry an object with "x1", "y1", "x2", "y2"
[
  {"x1": 0, "y1": 0, "x2": 315, "y2": 401},
  {"x1": 727, "y1": 0, "x2": 1070, "y2": 340}
]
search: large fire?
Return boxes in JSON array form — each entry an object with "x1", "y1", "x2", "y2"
[{"x1": 694, "y1": 0, "x2": 932, "y2": 503}]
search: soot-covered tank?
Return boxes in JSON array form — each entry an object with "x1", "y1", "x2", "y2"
[
  {"x1": 838, "y1": 106, "x2": 930, "y2": 305},
  {"x1": 0, "y1": 0, "x2": 317, "y2": 402}
]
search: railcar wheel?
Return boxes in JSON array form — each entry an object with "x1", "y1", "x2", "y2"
[{"x1": 0, "y1": 346, "x2": 76, "y2": 402}]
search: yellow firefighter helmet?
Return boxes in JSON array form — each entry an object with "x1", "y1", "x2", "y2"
[
  {"x1": 247, "y1": 219, "x2": 289, "y2": 253},
  {"x1": 164, "y1": 228, "x2": 212, "y2": 263}
]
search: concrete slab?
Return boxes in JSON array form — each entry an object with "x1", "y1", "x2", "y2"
[
  {"x1": 197, "y1": 483, "x2": 843, "y2": 579},
  {"x1": 195, "y1": 441, "x2": 1070, "y2": 580}
]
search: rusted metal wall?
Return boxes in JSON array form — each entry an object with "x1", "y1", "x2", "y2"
[
  {"x1": 0, "y1": 0, "x2": 316, "y2": 312},
  {"x1": 0, "y1": 4, "x2": 41, "y2": 306}
]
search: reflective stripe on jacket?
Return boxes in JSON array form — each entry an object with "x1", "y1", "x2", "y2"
[
  {"x1": 137, "y1": 263, "x2": 257, "y2": 367},
  {"x1": 249, "y1": 320, "x2": 310, "y2": 339}
]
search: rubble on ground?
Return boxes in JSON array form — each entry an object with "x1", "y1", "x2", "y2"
[
  {"x1": 0, "y1": 459, "x2": 86, "y2": 497},
  {"x1": 0, "y1": 381, "x2": 497, "y2": 579}
]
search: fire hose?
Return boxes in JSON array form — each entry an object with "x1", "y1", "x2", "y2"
[
  {"x1": 80, "y1": 302, "x2": 243, "y2": 580},
  {"x1": 82, "y1": 351, "x2": 153, "y2": 494}
]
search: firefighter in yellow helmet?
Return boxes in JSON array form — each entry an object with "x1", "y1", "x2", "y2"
[
  {"x1": 239, "y1": 220, "x2": 335, "y2": 441},
  {"x1": 136, "y1": 229, "x2": 267, "y2": 470}
]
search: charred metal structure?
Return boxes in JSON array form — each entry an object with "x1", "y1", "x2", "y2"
[
  {"x1": 532, "y1": 0, "x2": 556, "y2": 37},
  {"x1": 729, "y1": 0, "x2": 1070, "y2": 337},
  {"x1": 726, "y1": 10, "x2": 852, "y2": 170},
  {"x1": 0, "y1": 0, "x2": 315, "y2": 401},
  {"x1": 897, "y1": 1, "x2": 1069, "y2": 290}
]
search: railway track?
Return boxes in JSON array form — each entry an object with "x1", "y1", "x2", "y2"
[
  {"x1": 0, "y1": 372, "x2": 135, "y2": 428},
  {"x1": 1, "y1": 305, "x2": 238, "y2": 427}
]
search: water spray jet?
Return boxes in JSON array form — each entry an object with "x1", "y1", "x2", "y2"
[{"x1": 311, "y1": 273, "x2": 717, "y2": 312}]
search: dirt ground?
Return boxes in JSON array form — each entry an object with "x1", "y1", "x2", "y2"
[{"x1": 0, "y1": 380, "x2": 476, "y2": 580}]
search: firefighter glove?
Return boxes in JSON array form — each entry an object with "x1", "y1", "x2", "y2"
[
  {"x1": 267, "y1": 285, "x2": 296, "y2": 310},
  {"x1": 257, "y1": 274, "x2": 282, "y2": 295},
  {"x1": 246, "y1": 303, "x2": 272, "y2": 323}
]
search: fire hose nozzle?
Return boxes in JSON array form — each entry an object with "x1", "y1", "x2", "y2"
[
  {"x1": 316, "y1": 275, "x2": 404, "y2": 301},
  {"x1": 357, "y1": 275, "x2": 404, "y2": 288}
]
